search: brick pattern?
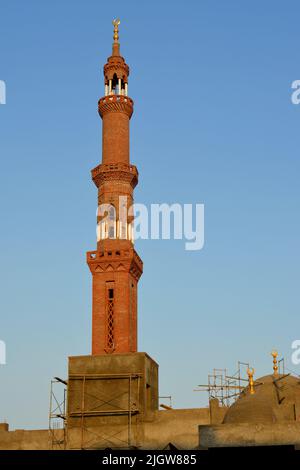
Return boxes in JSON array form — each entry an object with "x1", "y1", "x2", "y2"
[{"x1": 106, "y1": 291, "x2": 114, "y2": 351}]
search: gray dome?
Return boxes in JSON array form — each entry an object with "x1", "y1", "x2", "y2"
[{"x1": 223, "y1": 374, "x2": 300, "y2": 424}]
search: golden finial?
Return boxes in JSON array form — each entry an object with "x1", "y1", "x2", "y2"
[
  {"x1": 271, "y1": 350, "x2": 278, "y2": 376},
  {"x1": 113, "y1": 18, "x2": 120, "y2": 43},
  {"x1": 247, "y1": 367, "x2": 255, "y2": 395}
]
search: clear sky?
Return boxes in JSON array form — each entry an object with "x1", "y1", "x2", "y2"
[{"x1": 0, "y1": 0, "x2": 300, "y2": 429}]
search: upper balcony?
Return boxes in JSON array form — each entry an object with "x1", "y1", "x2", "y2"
[
  {"x1": 98, "y1": 94, "x2": 133, "y2": 119},
  {"x1": 91, "y1": 161, "x2": 138, "y2": 189}
]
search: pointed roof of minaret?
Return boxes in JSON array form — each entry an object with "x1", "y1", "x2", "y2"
[{"x1": 103, "y1": 19, "x2": 129, "y2": 82}]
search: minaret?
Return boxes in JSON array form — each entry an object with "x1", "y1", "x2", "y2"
[
  {"x1": 67, "y1": 24, "x2": 158, "y2": 448},
  {"x1": 87, "y1": 19, "x2": 143, "y2": 355}
]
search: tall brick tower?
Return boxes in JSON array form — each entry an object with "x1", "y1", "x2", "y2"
[
  {"x1": 67, "y1": 22, "x2": 158, "y2": 448},
  {"x1": 87, "y1": 19, "x2": 143, "y2": 355}
]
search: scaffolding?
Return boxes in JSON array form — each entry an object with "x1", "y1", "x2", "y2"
[
  {"x1": 159, "y1": 395, "x2": 172, "y2": 409},
  {"x1": 194, "y1": 361, "x2": 250, "y2": 407},
  {"x1": 48, "y1": 377, "x2": 67, "y2": 450},
  {"x1": 278, "y1": 356, "x2": 285, "y2": 375},
  {"x1": 68, "y1": 372, "x2": 142, "y2": 449}
]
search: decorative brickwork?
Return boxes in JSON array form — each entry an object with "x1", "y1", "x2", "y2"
[
  {"x1": 98, "y1": 95, "x2": 133, "y2": 119},
  {"x1": 91, "y1": 162, "x2": 138, "y2": 189},
  {"x1": 105, "y1": 285, "x2": 115, "y2": 352}
]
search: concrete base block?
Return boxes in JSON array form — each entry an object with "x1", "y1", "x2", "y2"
[{"x1": 66, "y1": 352, "x2": 159, "y2": 449}]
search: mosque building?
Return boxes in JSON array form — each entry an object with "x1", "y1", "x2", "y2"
[{"x1": 0, "y1": 21, "x2": 299, "y2": 451}]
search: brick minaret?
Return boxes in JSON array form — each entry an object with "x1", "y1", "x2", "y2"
[{"x1": 87, "y1": 20, "x2": 143, "y2": 355}]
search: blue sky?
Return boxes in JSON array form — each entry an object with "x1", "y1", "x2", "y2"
[{"x1": 0, "y1": 0, "x2": 299, "y2": 429}]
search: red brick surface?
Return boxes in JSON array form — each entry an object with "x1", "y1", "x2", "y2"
[{"x1": 87, "y1": 46, "x2": 142, "y2": 355}]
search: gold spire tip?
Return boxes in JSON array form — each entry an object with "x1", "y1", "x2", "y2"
[
  {"x1": 271, "y1": 350, "x2": 278, "y2": 376},
  {"x1": 113, "y1": 18, "x2": 120, "y2": 43},
  {"x1": 247, "y1": 367, "x2": 255, "y2": 395}
]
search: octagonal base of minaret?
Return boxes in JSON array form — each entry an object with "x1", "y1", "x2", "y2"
[{"x1": 66, "y1": 352, "x2": 159, "y2": 449}]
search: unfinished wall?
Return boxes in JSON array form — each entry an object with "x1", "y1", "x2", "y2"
[
  {"x1": 0, "y1": 426, "x2": 64, "y2": 450},
  {"x1": 199, "y1": 422, "x2": 300, "y2": 448},
  {"x1": 66, "y1": 353, "x2": 159, "y2": 449}
]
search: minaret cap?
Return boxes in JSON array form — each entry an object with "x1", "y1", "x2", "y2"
[{"x1": 112, "y1": 18, "x2": 121, "y2": 56}]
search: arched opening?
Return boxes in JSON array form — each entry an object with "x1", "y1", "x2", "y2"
[
  {"x1": 105, "y1": 74, "x2": 127, "y2": 96},
  {"x1": 112, "y1": 73, "x2": 118, "y2": 94}
]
